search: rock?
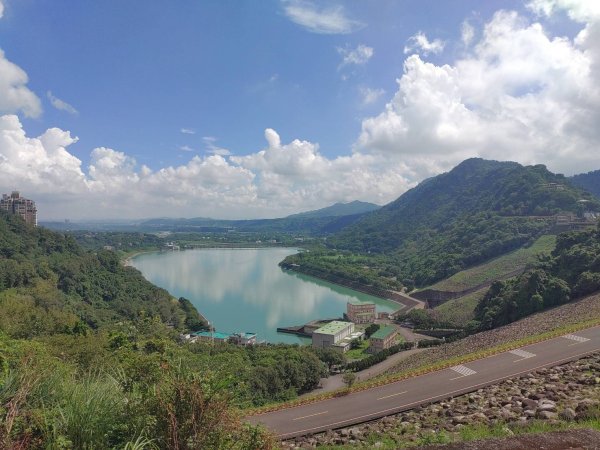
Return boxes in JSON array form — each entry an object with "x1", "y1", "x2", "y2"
[
  {"x1": 521, "y1": 398, "x2": 538, "y2": 409},
  {"x1": 559, "y1": 407, "x2": 577, "y2": 420},
  {"x1": 538, "y1": 400, "x2": 557, "y2": 412},
  {"x1": 452, "y1": 415, "x2": 469, "y2": 425},
  {"x1": 537, "y1": 410, "x2": 558, "y2": 420}
]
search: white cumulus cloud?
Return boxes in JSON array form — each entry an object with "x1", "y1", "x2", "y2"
[
  {"x1": 282, "y1": 0, "x2": 364, "y2": 34},
  {"x1": 527, "y1": 0, "x2": 600, "y2": 22},
  {"x1": 0, "y1": 115, "x2": 412, "y2": 219},
  {"x1": 0, "y1": 50, "x2": 42, "y2": 118},
  {"x1": 357, "y1": 9, "x2": 600, "y2": 177},
  {"x1": 404, "y1": 32, "x2": 445, "y2": 56}
]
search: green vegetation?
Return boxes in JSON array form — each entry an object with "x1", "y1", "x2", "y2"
[
  {"x1": 434, "y1": 288, "x2": 487, "y2": 326},
  {"x1": 345, "y1": 342, "x2": 413, "y2": 372},
  {"x1": 0, "y1": 211, "x2": 341, "y2": 448},
  {"x1": 429, "y1": 235, "x2": 556, "y2": 292},
  {"x1": 284, "y1": 159, "x2": 598, "y2": 289},
  {"x1": 474, "y1": 223, "x2": 600, "y2": 330},
  {"x1": 344, "y1": 339, "x2": 370, "y2": 360},
  {"x1": 67, "y1": 230, "x2": 164, "y2": 253},
  {"x1": 570, "y1": 169, "x2": 600, "y2": 198},
  {"x1": 316, "y1": 417, "x2": 600, "y2": 449}
]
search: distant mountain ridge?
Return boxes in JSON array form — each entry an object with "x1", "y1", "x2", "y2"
[
  {"x1": 286, "y1": 201, "x2": 380, "y2": 219},
  {"x1": 42, "y1": 201, "x2": 379, "y2": 234}
]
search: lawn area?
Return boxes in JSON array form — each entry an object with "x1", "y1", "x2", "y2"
[
  {"x1": 434, "y1": 288, "x2": 487, "y2": 326},
  {"x1": 345, "y1": 339, "x2": 370, "y2": 360},
  {"x1": 427, "y1": 235, "x2": 556, "y2": 292}
]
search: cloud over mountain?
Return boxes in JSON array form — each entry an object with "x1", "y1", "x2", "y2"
[
  {"x1": 1, "y1": 2, "x2": 600, "y2": 219},
  {"x1": 358, "y1": 7, "x2": 600, "y2": 177}
]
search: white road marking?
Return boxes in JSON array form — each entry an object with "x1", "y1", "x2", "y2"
[
  {"x1": 293, "y1": 411, "x2": 328, "y2": 421},
  {"x1": 510, "y1": 349, "x2": 536, "y2": 361},
  {"x1": 450, "y1": 365, "x2": 476, "y2": 379},
  {"x1": 273, "y1": 341, "x2": 600, "y2": 439},
  {"x1": 377, "y1": 390, "x2": 408, "y2": 400},
  {"x1": 562, "y1": 334, "x2": 590, "y2": 344}
]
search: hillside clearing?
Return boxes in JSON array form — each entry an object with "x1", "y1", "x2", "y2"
[
  {"x1": 427, "y1": 235, "x2": 556, "y2": 292},
  {"x1": 435, "y1": 288, "x2": 487, "y2": 326}
]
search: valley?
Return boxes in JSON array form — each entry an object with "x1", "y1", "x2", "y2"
[{"x1": 3, "y1": 158, "x2": 600, "y2": 449}]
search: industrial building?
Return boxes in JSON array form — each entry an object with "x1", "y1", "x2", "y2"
[
  {"x1": 368, "y1": 325, "x2": 399, "y2": 353},
  {"x1": 346, "y1": 299, "x2": 376, "y2": 324},
  {"x1": 312, "y1": 320, "x2": 356, "y2": 351}
]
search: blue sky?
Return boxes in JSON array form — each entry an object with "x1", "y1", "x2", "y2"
[{"x1": 0, "y1": 0, "x2": 599, "y2": 219}]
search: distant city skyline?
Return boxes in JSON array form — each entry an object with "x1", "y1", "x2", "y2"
[{"x1": 0, "y1": 1, "x2": 599, "y2": 220}]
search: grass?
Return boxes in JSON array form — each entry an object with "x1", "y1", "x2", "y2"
[
  {"x1": 309, "y1": 416, "x2": 600, "y2": 449},
  {"x1": 345, "y1": 340, "x2": 371, "y2": 360},
  {"x1": 434, "y1": 288, "x2": 487, "y2": 326},
  {"x1": 427, "y1": 235, "x2": 556, "y2": 292}
]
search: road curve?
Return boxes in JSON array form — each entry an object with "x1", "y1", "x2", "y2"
[{"x1": 247, "y1": 325, "x2": 600, "y2": 439}]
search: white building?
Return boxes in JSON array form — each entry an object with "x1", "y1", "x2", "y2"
[{"x1": 312, "y1": 321, "x2": 355, "y2": 350}]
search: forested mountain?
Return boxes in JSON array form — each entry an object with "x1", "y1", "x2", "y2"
[
  {"x1": 285, "y1": 159, "x2": 600, "y2": 287},
  {"x1": 570, "y1": 169, "x2": 600, "y2": 199},
  {"x1": 286, "y1": 200, "x2": 380, "y2": 219},
  {"x1": 0, "y1": 210, "x2": 204, "y2": 330}
]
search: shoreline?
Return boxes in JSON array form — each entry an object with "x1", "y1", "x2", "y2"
[
  {"x1": 121, "y1": 249, "x2": 160, "y2": 266},
  {"x1": 280, "y1": 264, "x2": 422, "y2": 313}
]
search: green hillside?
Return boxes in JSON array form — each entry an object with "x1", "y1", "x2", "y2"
[
  {"x1": 0, "y1": 210, "x2": 202, "y2": 330},
  {"x1": 570, "y1": 169, "x2": 600, "y2": 199},
  {"x1": 475, "y1": 223, "x2": 600, "y2": 330},
  {"x1": 285, "y1": 159, "x2": 599, "y2": 288},
  {"x1": 434, "y1": 288, "x2": 487, "y2": 326},
  {"x1": 428, "y1": 235, "x2": 556, "y2": 292}
]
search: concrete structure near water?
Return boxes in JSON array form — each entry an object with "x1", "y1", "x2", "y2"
[
  {"x1": 312, "y1": 321, "x2": 355, "y2": 351},
  {"x1": 346, "y1": 299, "x2": 376, "y2": 324},
  {"x1": 188, "y1": 330, "x2": 257, "y2": 346},
  {"x1": 369, "y1": 325, "x2": 399, "y2": 353}
]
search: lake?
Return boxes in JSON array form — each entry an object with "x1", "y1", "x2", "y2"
[{"x1": 130, "y1": 247, "x2": 399, "y2": 343}]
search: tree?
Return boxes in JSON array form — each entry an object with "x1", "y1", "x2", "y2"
[
  {"x1": 365, "y1": 323, "x2": 380, "y2": 338},
  {"x1": 315, "y1": 348, "x2": 346, "y2": 371},
  {"x1": 342, "y1": 372, "x2": 357, "y2": 388}
]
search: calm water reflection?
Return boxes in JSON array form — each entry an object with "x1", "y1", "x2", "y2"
[{"x1": 131, "y1": 248, "x2": 398, "y2": 343}]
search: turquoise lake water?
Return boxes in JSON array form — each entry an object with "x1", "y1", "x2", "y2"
[{"x1": 130, "y1": 247, "x2": 399, "y2": 344}]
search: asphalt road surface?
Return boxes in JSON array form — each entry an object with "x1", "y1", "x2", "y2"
[{"x1": 248, "y1": 325, "x2": 600, "y2": 439}]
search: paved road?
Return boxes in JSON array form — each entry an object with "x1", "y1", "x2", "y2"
[
  {"x1": 248, "y1": 325, "x2": 600, "y2": 439},
  {"x1": 301, "y1": 348, "x2": 426, "y2": 397}
]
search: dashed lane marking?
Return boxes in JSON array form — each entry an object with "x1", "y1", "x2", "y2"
[
  {"x1": 562, "y1": 334, "x2": 590, "y2": 345},
  {"x1": 510, "y1": 349, "x2": 536, "y2": 361},
  {"x1": 377, "y1": 391, "x2": 408, "y2": 400},
  {"x1": 450, "y1": 365, "x2": 476, "y2": 380},
  {"x1": 293, "y1": 411, "x2": 328, "y2": 421}
]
